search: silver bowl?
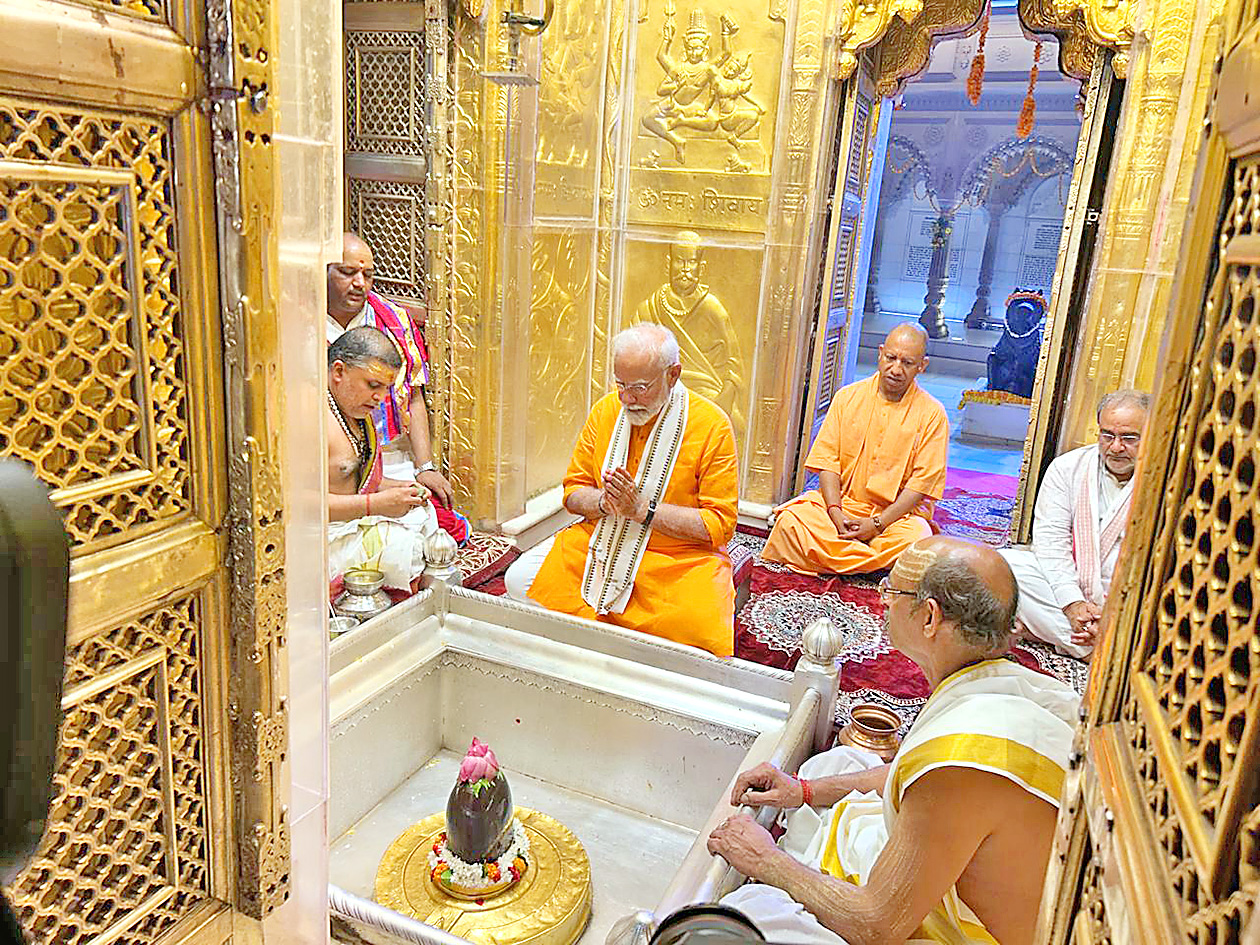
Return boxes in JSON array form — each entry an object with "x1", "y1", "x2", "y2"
[
  {"x1": 342, "y1": 568, "x2": 386, "y2": 594},
  {"x1": 329, "y1": 616, "x2": 359, "y2": 639}
]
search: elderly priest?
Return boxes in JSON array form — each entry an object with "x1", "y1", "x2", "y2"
[
  {"x1": 1000, "y1": 389, "x2": 1149, "y2": 658},
  {"x1": 763, "y1": 323, "x2": 949, "y2": 574},
  {"x1": 708, "y1": 536, "x2": 1078, "y2": 945},
  {"x1": 504, "y1": 323, "x2": 740, "y2": 656},
  {"x1": 327, "y1": 326, "x2": 439, "y2": 591}
]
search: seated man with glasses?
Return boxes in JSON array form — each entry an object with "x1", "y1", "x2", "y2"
[
  {"x1": 504, "y1": 323, "x2": 739, "y2": 656},
  {"x1": 999, "y1": 389, "x2": 1150, "y2": 657},
  {"x1": 708, "y1": 537, "x2": 1078, "y2": 945},
  {"x1": 762, "y1": 323, "x2": 949, "y2": 575}
]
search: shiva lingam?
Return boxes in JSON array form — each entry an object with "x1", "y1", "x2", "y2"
[
  {"x1": 334, "y1": 568, "x2": 392, "y2": 623},
  {"x1": 375, "y1": 739, "x2": 592, "y2": 945},
  {"x1": 836, "y1": 703, "x2": 902, "y2": 763}
]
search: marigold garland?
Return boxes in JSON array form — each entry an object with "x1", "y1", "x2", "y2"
[
  {"x1": 959, "y1": 389, "x2": 1034, "y2": 410},
  {"x1": 1017, "y1": 42, "x2": 1042, "y2": 139},
  {"x1": 966, "y1": 8, "x2": 990, "y2": 106}
]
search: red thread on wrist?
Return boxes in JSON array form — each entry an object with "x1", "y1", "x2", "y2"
[
  {"x1": 799, "y1": 777, "x2": 813, "y2": 806},
  {"x1": 365, "y1": 493, "x2": 371, "y2": 515}
]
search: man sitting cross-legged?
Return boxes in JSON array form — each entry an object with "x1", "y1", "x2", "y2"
[
  {"x1": 504, "y1": 323, "x2": 739, "y2": 656},
  {"x1": 327, "y1": 326, "x2": 440, "y2": 591},
  {"x1": 762, "y1": 324, "x2": 949, "y2": 575},
  {"x1": 707, "y1": 536, "x2": 1079, "y2": 945},
  {"x1": 327, "y1": 231, "x2": 468, "y2": 544},
  {"x1": 1000, "y1": 389, "x2": 1149, "y2": 658}
]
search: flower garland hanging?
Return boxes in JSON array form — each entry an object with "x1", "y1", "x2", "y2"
[
  {"x1": 966, "y1": 7, "x2": 990, "y2": 106},
  {"x1": 1017, "y1": 41, "x2": 1042, "y2": 139}
]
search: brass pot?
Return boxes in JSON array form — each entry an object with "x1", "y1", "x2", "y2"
[{"x1": 837, "y1": 703, "x2": 902, "y2": 763}]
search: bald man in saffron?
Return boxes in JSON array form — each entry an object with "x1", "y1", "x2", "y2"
[{"x1": 763, "y1": 324, "x2": 949, "y2": 574}]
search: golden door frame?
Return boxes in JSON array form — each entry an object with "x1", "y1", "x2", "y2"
[
  {"x1": 411, "y1": 0, "x2": 1144, "y2": 528},
  {"x1": 0, "y1": 0, "x2": 291, "y2": 940}
]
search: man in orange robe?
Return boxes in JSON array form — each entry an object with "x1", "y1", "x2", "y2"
[
  {"x1": 763, "y1": 324, "x2": 948, "y2": 574},
  {"x1": 504, "y1": 323, "x2": 739, "y2": 656}
]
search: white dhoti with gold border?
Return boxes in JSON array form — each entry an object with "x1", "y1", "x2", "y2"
[{"x1": 723, "y1": 659, "x2": 1079, "y2": 945}]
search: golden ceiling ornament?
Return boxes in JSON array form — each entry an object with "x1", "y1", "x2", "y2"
[
  {"x1": 835, "y1": 0, "x2": 925, "y2": 80},
  {"x1": 376, "y1": 808, "x2": 592, "y2": 945},
  {"x1": 1018, "y1": 0, "x2": 1128, "y2": 80},
  {"x1": 461, "y1": 0, "x2": 485, "y2": 20}
]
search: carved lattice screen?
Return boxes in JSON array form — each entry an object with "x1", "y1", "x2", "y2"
[
  {"x1": 0, "y1": 0, "x2": 288, "y2": 940},
  {"x1": 1038, "y1": 8, "x2": 1260, "y2": 945}
]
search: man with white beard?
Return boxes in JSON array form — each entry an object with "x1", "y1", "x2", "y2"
[{"x1": 504, "y1": 323, "x2": 740, "y2": 655}]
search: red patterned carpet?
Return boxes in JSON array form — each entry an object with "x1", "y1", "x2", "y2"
[{"x1": 459, "y1": 469, "x2": 1087, "y2": 734}]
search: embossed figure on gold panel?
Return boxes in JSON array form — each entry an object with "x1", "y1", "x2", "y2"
[
  {"x1": 640, "y1": 8, "x2": 766, "y2": 173},
  {"x1": 630, "y1": 231, "x2": 747, "y2": 438}
]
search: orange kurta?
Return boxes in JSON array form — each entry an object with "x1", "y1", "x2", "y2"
[
  {"x1": 528, "y1": 389, "x2": 739, "y2": 656},
  {"x1": 763, "y1": 375, "x2": 948, "y2": 574}
]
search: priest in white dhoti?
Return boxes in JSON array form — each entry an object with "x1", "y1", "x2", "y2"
[
  {"x1": 999, "y1": 390, "x2": 1149, "y2": 658},
  {"x1": 327, "y1": 326, "x2": 439, "y2": 592},
  {"x1": 707, "y1": 537, "x2": 1079, "y2": 945}
]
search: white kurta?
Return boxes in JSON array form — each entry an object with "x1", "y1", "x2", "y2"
[{"x1": 1000, "y1": 444, "x2": 1130, "y2": 657}]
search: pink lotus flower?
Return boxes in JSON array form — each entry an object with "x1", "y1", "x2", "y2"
[{"x1": 458, "y1": 738, "x2": 499, "y2": 783}]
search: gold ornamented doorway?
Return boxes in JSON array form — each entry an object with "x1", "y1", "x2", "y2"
[{"x1": 0, "y1": 0, "x2": 291, "y2": 941}]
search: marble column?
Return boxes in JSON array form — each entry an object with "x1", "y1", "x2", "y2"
[
  {"x1": 864, "y1": 216, "x2": 884, "y2": 317},
  {"x1": 966, "y1": 201, "x2": 1009, "y2": 329},
  {"x1": 918, "y1": 213, "x2": 954, "y2": 339}
]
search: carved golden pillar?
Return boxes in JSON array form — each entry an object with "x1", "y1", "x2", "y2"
[{"x1": 1056, "y1": 0, "x2": 1226, "y2": 446}]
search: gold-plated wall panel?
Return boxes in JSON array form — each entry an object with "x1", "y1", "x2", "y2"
[
  {"x1": 527, "y1": 229, "x2": 595, "y2": 496},
  {"x1": 0, "y1": 101, "x2": 195, "y2": 555},
  {"x1": 1057, "y1": 0, "x2": 1225, "y2": 447},
  {"x1": 536, "y1": 1, "x2": 608, "y2": 220},
  {"x1": 620, "y1": 235, "x2": 759, "y2": 443},
  {"x1": 8, "y1": 591, "x2": 216, "y2": 945},
  {"x1": 627, "y1": 2, "x2": 785, "y2": 233}
]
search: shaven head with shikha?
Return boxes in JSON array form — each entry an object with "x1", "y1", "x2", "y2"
[
  {"x1": 328, "y1": 325, "x2": 401, "y2": 420},
  {"x1": 876, "y1": 323, "x2": 929, "y2": 402},
  {"x1": 611, "y1": 323, "x2": 683, "y2": 427},
  {"x1": 881, "y1": 536, "x2": 1020, "y2": 687}
]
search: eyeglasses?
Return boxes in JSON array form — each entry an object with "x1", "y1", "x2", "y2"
[
  {"x1": 1098, "y1": 430, "x2": 1141, "y2": 447},
  {"x1": 877, "y1": 577, "x2": 917, "y2": 602},
  {"x1": 614, "y1": 376, "x2": 661, "y2": 396}
]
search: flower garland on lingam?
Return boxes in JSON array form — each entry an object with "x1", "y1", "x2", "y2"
[{"x1": 429, "y1": 739, "x2": 530, "y2": 898}]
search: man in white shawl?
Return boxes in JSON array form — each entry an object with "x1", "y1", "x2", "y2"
[
  {"x1": 504, "y1": 323, "x2": 739, "y2": 656},
  {"x1": 707, "y1": 536, "x2": 1079, "y2": 945},
  {"x1": 1000, "y1": 389, "x2": 1149, "y2": 658}
]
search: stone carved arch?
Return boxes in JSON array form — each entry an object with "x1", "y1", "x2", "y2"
[
  {"x1": 834, "y1": 0, "x2": 1133, "y2": 94},
  {"x1": 959, "y1": 135, "x2": 1075, "y2": 211},
  {"x1": 880, "y1": 134, "x2": 938, "y2": 209}
]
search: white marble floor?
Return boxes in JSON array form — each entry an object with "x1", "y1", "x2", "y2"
[{"x1": 331, "y1": 750, "x2": 699, "y2": 945}]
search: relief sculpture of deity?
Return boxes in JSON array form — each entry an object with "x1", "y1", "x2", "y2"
[
  {"x1": 631, "y1": 231, "x2": 747, "y2": 437},
  {"x1": 640, "y1": 7, "x2": 766, "y2": 173}
]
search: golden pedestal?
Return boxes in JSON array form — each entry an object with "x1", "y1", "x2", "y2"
[{"x1": 375, "y1": 808, "x2": 592, "y2": 945}]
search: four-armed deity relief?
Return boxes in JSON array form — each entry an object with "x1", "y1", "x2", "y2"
[
  {"x1": 640, "y1": 5, "x2": 767, "y2": 173},
  {"x1": 631, "y1": 231, "x2": 748, "y2": 436}
]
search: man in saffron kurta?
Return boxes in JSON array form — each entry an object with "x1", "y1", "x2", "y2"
[
  {"x1": 763, "y1": 324, "x2": 948, "y2": 574},
  {"x1": 507, "y1": 324, "x2": 739, "y2": 656}
]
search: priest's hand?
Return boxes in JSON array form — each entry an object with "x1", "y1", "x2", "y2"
[
  {"x1": 730, "y1": 762, "x2": 804, "y2": 809},
  {"x1": 417, "y1": 468, "x2": 454, "y2": 508},
  {"x1": 827, "y1": 506, "x2": 858, "y2": 537},
  {"x1": 372, "y1": 483, "x2": 428, "y2": 518},
  {"x1": 707, "y1": 814, "x2": 779, "y2": 880},
  {"x1": 1063, "y1": 600, "x2": 1102, "y2": 646},
  {"x1": 604, "y1": 467, "x2": 647, "y2": 521}
]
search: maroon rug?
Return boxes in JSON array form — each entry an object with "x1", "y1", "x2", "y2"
[{"x1": 730, "y1": 527, "x2": 1088, "y2": 733}]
